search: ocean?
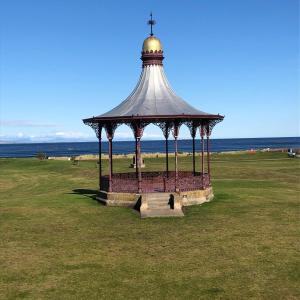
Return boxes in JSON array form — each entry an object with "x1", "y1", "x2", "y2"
[{"x1": 0, "y1": 137, "x2": 299, "y2": 158}]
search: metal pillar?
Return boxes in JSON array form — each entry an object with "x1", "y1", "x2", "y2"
[
  {"x1": 137, "y1": 136, "x2": 142, "y2": 193},
  {"x1": 175, "y1": 136, "x2": 179, "y2": 191},
  {"x1": 165, "y1": 136, "x2": 169, "y2": 178},
  {"x1": 108, "y1": 137, "x2": 113, "y2": 192},
  {"x1": 135, "y1": 137, "x2": 138, "y2": 178},
  {"x1": 192, "y1": 135, "x2": 195, "y2": 175},
  {"x1": 98, "y1": 130, "x2": 102, "y2": 190},
  {"x1": 173, "y1": 124, "x2": 180, "y2": 192},
  {"x1": 200, "y1": 126, "x2": 205, "y2": 188},
  {"x1": 105, "y1": 124, "x2": 115, "y2": 193},
  {"x1": 207, "y1": 133, "x2": 211, "y2": 184},
  {"x1": 133, "y1": 123, "x2": 143, "y2": 194}
]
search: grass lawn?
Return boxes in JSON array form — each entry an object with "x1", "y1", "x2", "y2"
[{"x1": 0, "y1": 152, "x2": 299, "y2": 299}]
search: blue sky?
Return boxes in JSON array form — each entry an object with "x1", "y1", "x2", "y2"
[{"x1": 0, "y1": 0, "x2": 299, "y2": 143}]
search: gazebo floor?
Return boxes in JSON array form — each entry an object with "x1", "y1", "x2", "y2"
[{"x1": 100, "y1": 171, "x2": 210, "y2": 193}]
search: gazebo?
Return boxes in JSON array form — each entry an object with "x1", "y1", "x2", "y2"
[{"x1": 83, "y1": 17, "x2": 224, "y2": 217}]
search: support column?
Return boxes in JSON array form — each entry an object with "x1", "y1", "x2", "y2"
[
  {"x1": 165, "y1": 136, "x2": 169, "y2": 178},
  {"x1": 192, "y1": 135, "x2": 196, "y2": 175},
  {"x1": 189, "y1": 123, "x2": 197, "y2": 176},
  {"x1": 135, "y1": 137, "x2": 138, "y2": 178},
  {"x1": 98, "y1": 124, "x2": 102, "y2": 190},
  {"x1": 173, "y1": 124, "x2": 180, "y2": 192},
  {"x1": 133, "y1": 122, "x2": 144, "y2": 194},
  {"x1": 108, "y1": 136, "x2": 113, "y2": 192},
  {"x1": 200, "y1": 125, "x2": 205, "y2": 188},
  {"x1": 137, "y1": 136, "x2": 142, "y2": 193},
  {"x1": 206, "y1": 127, "x2": 211, "y2": 185},
  {"x1": 161, "y1": 122, "x2": 170, "y2": 178},
  {"x1": 105, "y1": 124, "x2": 115, "y2": 193},
  {"x1": 175, "y1": 136, "x2": 179, "y2": 191}
]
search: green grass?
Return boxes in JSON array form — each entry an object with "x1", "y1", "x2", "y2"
[{"x1": 0, "y1": 152, "x2": 299, "y2": 299}]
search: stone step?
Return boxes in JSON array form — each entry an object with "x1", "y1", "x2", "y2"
[
  {"x1": 146, "y1": 196, "x2": 170, "y2": 201},
  {"x1": 143, "y1": 193, "x2": 172, "y2": 199},
  {"x1": 147, "y1": 199, "x2": 170, "y2": 205},
  {"x1": 141, "y1": 208, "x2": 184, "y2": 218},
  {"x1": 144, "y1": 196, "x2": 172, "y2": 208},
  {"x1": 140, "y1": 192, "x2": 183, "y2": 218},
  {"x1": 147, "y1": 205, "x2": 170, "y2": 210},
  {"x1": 147, "y1": 198, "x2": 169, "y2": 203},
  {"x1": 147, "y1": 200, "x2": 171, "y2": 208},
  {"x1": 144, "y1": 198, "x2": 171, "y2": 204},
  {"x1": 147, "y1": 204, "x2": 171, "y2": 208}
]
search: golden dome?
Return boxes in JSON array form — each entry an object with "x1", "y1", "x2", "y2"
[{"x1": 142, "y1": 36, "x2": 163, "y2": 52}]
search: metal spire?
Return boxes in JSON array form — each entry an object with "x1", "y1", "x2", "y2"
[{"x1": 147, "y1": 12, "x2": 156, "y2": 36}]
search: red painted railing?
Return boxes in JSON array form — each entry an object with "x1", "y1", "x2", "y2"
[{"x1": 101, "y1": 171, "x2": 210, "y2": 193}]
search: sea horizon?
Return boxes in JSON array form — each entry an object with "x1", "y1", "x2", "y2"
[
  {"x1": 0, "y1": 136, "x2": 299, "y2": 145},
  {"x1": 1, "y1": 137, "x2": 299, "y2": 158}
]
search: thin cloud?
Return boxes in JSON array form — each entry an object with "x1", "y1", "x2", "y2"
[
  {"x1": 0, "y1": 128, "x2": 194, "y2": 143},
  {"x1": 0, "y1": 120, "x2": 59, "y2": 128},
  {"x1": 0, "y1": 131, "x2": 95, "y2": 143}
]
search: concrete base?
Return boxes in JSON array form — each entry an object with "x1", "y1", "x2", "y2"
[
  {"x1": 180, "y1": 187, "x2": 214, "y2": 206},
  {"x1": 139, "y1": 192, "x2": 184, "y2": 218},
  {"x1": 96, "y1": 191, "x2": 138, "y2": 207},
  {"x1": 96, "y1": 187, "x2": 213, "y2": 218}
]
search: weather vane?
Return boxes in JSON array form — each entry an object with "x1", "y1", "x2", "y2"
[{"x1": 147, "y1": 12, "x2": 156, "y2": 36}]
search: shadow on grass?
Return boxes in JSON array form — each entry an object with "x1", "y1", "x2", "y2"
[{"x1": 71, "y1": 189, "x2": 100, "y2": 203}]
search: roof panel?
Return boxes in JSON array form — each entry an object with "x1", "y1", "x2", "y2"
[{"x1": 97, "y1": 65, "x2": 210, "y2": 118}]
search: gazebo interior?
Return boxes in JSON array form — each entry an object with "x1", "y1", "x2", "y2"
[{"x1": 84, "y1": 120, "x2": 222, "y2": 194}]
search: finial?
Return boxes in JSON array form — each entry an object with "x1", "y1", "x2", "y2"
[{"x1": 147, "y1": 12, "x2": 156, "y2": 36}]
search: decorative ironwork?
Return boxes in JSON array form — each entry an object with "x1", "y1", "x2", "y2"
[
  {"x1": 129, "y1": 121, "x2": 148, "y2": 138},
  {"x1": 185, "y1": 120, "x2": 200, "y2": 175},
  {"x1": 186, "y1": 120, "x2": 200, "y2": 138},
  {"x1": 141, "y1": 51, "x2": 164, "y2": 67},
  {"x1": 204, "y1": 119, "x2": 223, "y2": 136},
  {"x1": 104, "y1": 122, "x2": 119, "y2": 139},
  {"x1": 200, "y1": 123, "x2": 206, "y2": 137},
  {"x1": 154, "y1": 121, "x2": 172, "y2": 139},
  {"x1": 101, "y1": 171, "x2": 210, "y2": 193},
  {"x1": 83, "y1": 115, "x2": 223, "y2": 125},
  {"x1": 171, "y1": 120, "x2": 183, "y2": 138},
  {"x1": 83, "y1": 121, "x2": 103, "y2": 139},
  {"x1": 84, "y1": 117, "x2": 222, "y2": 194}
]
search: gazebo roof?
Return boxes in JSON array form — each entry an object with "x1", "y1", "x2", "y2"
[
  {"x1": 97, "y1": 64, "x2": 210, "y2": 118},
  {"x1": 83, "y1": 32, "x2": 223, "y2": 125}
]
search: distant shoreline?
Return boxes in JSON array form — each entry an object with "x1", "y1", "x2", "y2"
[
  {"x1": 8, "y1": 147, "x2": 299, "y2": 161},
  {"x1": 1, "y1": 137, "x2": 299, "y2": 158}
]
